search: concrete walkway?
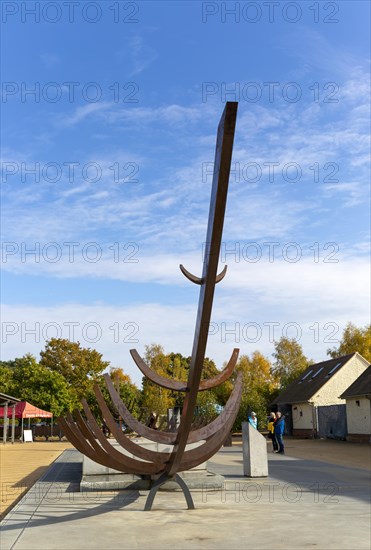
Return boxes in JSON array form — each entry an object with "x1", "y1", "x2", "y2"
[
  {"x1": 1, "y1": 440, "x2": 370, "y2": 550},
  {"x1": 0, "y1": 442, "x2": 72, "y2": 520}
]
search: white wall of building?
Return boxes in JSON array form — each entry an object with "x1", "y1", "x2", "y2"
[
  {"x1": 292, "y1": 402, "x2": 313, "y2": 430},
  {"x1": 346, "y1": 398, "x2": 371, "y2": 435},
  {"x1": 312, "y1": 355, "x2": 368, "y2": 406}
]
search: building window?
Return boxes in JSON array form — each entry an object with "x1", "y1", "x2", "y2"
[
  {"x1": 300, "y1": 370, "x2": 313, "y2": 382},
  {"x1": 311, "y1": 367, "x2": 324, "y2": 379},
  {"x1": 326, "y1": 362, "x2": 342, "y2": 377},
  {"x1": 356, "y1": 400, "x2": 360, "y2": 406}
]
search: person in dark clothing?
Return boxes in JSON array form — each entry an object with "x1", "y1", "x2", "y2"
[
  {"x1": 147, "y1": 412, "x2": 157, "y2": 430},
  {"x1": 102, "y1": 420, "x2": 110, "y2": 438},
  {"x1": 267, "y1": 412, "x2": 278, "y2": 452},
  {"x1": 274, "y1": 412, "x2": 285, "y2": 454}
]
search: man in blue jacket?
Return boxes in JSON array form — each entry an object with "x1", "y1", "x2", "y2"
[{"x1": 274, "y1": 412, "x2": 285, "y2": 454}]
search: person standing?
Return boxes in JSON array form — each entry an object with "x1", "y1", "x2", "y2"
[
  {"x1": 248, "y1": 411, "x2": 258, "y2": 429},
  {"x1": 267, "y1": 412, "x2": 278, "y2": 452},
  {"x1": 147, "y1": 412, "x2": 158, "y2": 430},
  {"x1": 274, "y1": 412, "x2": 285, "y2": 454},
  {"x1": 102, "y1": 420, "x2": 110, "y2": 438}
]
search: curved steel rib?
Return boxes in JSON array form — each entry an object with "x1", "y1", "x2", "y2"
[
  {"x1": 73, "y1": 410, "x2": 150, "y2": 474},
  {"x1": 104, "y1": 366, "x2": 242, "y2": 445},
  {"x1": 198, "y1": 347, "x2": 239, "y2": 390},
  {"x1": 180, "y1": 264, "x2": 228, "y2": 285},
  {"x1": 144, "y1": 372, "x2": 243, "y2": 509},
  {"x1": 79, "y1": 401, "x2": 163, "y2": 475},
  {"x1": 215, "y1": 264, "x2": 228, "y2": 283},
  {"x1": 93, "y1": 385, "x2": 172, "y2": 464},
  {"x1": 129, "y1": 350, "x2": 188, "y2": 392},
  {"x1": 104, "y1": 374, "x2": 177, "y2": 444},
  {"x1": 59, "y1": 414, "x2": 144, "y2": 474},
  {"x1": 60, "y1": 413, "x2": 155, "y2": 474},
  {"x1": 59, "y1": 370, "x2": 242, "y2": 477},
  {"x1": 129, "y1": 348, "x2": 239, "y2": 392},
  {"x1": 62, "y1": 410, "x2": 166, "y2": 475},
  {"x1": 59, "y1": 415, "x2": 97, "y2": 457},
  {"x1": 179, "y1": 264, "x2": 203, "y2": 285},
  {"x1": 179, "y1": 370, "x2": 243, "y2": 470}
]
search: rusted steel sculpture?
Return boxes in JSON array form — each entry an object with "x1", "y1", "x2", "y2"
[{"x1": 59, "y1": 101, "x2": 242, "y2": 510}]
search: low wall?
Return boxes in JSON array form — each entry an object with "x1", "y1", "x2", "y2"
[
  {"x1": 292, "y1": 429, "x2": 315, "y2": 438},
  {"x1": 0, "y1": 425, "x2": 65, "y2": 440},
  {"x1": 346, "y1": 433, "x2": 371, "y2": 444}
]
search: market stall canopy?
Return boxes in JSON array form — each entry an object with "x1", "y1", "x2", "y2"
[{"x1": 0, "y1": 401, "x2": 53, "y2": 419}]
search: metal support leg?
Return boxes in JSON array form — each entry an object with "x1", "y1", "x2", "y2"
[{"x1": 144, "y1": 473, "x2": 195, "y2": 511}]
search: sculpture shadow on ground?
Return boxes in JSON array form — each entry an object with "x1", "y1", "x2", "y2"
[{"x1": 1, "y1": 484, "x2": 141, "y2": 532}]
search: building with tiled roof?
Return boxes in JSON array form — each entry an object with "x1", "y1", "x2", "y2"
[{"x1": 272, "y1": 352, "x2": 369, "y2": 438}]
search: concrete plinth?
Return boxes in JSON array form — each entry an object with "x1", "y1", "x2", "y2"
[
  {"x1": 242, "y1": 422, "x2": 268, "y2": 477},
  {"x1": 80, "y1": 437, "x2": 224, "y2": 491}
]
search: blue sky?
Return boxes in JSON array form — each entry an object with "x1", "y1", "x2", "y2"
[{"x1": 1, "y1": 1, "x2": 370, "y2": 385}]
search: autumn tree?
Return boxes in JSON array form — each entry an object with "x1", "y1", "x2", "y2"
[
  {"x1": 102, "y1": 366, "x2": 141, "y2": 418},
  {"x1": 140, "y1": 344, "x2": 175, "y2": 419},
  {"x1": 327, "y1": 322, "x2": 371, "y2": 361},
  {"x1": 1, "y1": 354, "x2": 74, "y2": 416},
  {"x1": 194, "y1": 390, "x2": 218, "y2": 424},
  {"x1": 39, "y1": 338, "x2": 110, "y2": 404},
  {"x1": 139, "y1": 345, "x2": 227, "y2": 423},
  {"x1": 0, "y1": 362, "x2": 14, "y2": 394},
  {"x1": 272, "y1": 337, "x2": 311, "y2": 390},
  {"x1": 167, "y1": 352, "x2": 188, "y2": 407},
  {"x1": 234, "y1": 351, "x2": 277, "y2": 430},
  {"x1": 200, "y1": 357, "x2": 234, "y2": 407}
]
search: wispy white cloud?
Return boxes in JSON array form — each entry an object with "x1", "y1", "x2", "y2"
[
  {"x1": 58, "y1": 102, "x2": 111, "y2": 127},
  {"x1": 322, "y1": 181, "x2": 368, "y2": 207},
  {"x1": 128, "y1": 35, "x2": 158, "y2": 76},
  {"x1": 0, "y1": 302, "x2": 194, "y2": 385},
  {"x1": 282, "y1": 27, "x2": 366, "y2": 77},
  {"x1": 2, "y1": 67, "x2": 369, "y2": 254},
  {"x1": 2, "y1": 251, "x2": 369, "y2": 383}
]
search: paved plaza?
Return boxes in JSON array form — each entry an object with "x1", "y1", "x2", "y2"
[
  {"x1": 0, "y1": 442, "x2": 73, "y2": 519},
  {"x1": 1, "y1": 439, "x2": 370, "y2": 550}
]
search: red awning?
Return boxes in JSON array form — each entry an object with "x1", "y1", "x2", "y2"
[{"x1": 0, "y1": 401, "x2": 53, "y2": 419}]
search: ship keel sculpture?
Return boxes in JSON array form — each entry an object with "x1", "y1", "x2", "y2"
[{"x1": 59, "y1": 101, "x2": 243, "y2": 511}]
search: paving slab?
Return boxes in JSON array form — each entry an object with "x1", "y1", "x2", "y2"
[
  {"x1": 0, "y1": 442, "x2": 72, "y2": 519},
  {"x1": 1, "y1": 442, "x2": 370, "y2": 550}
]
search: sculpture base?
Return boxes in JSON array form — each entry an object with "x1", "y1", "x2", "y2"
[
  {"x1": 80, "y1": 471, "x2": 225, "y2": 492},
  {"x1": 80, "y1": 437, "x2": 224, "y2": 492}
]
